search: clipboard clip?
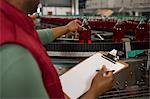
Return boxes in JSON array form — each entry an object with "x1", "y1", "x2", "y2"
[{"x1": 102, "y1": 49, "x2": 119, "y2": 64}]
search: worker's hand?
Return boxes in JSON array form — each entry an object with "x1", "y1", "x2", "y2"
[
  {"x1": 82, "y1": 66, "x2": 114, "y2": 99},
  {"x1": 65, "y1": 20, "x2": 82, "y2": 32}
]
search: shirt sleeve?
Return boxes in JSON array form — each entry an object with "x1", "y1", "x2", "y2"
[
  {"x1": 37, "y1": 29, "x2": 55, "y2": 45},
  {"x1": 0, "y1": 44, "x2": 49, "y2": 99}
]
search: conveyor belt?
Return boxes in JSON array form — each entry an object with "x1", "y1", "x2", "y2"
[
  {"x1": 45, "y1": 41, "x2": 149, "y2": 52},
  {"x1": 45, "y1": 42, "x2": 123, "y2": 52}
]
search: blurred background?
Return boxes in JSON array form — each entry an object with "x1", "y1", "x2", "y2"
[{"x1": 37, "y1": 0, "x2": 150, "y2": 16}]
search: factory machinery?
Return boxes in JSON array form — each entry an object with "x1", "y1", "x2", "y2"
[{"x1": 40, "y1": 16, "x2": 150, "y2": 98}]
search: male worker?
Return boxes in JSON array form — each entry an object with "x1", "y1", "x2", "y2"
[{"x1": 0, "y1": 0, "x2": 114, "y2": 99}]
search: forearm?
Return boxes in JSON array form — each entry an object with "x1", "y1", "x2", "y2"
[
  {"x1": 81, "y1": 88, "x2": 104, "y2": 99},
  {"x1": 51, "y1": 25, "x2": 69, "y2": 39},
  {"x1": 80, "y1": 89, "x2": 97, "y2": 99},
  {"x1": 81, "y1": 91, "x2": 95, "y2": 99}
]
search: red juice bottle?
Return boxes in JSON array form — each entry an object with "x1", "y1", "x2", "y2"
[
  {"x1": 135, "y1": 19, "x2": 149, "y2": 42},
  {"x1": 112, "y1": 19, "x2": 125, "y2": 42},
  {"x1": 79, "y1": 17, "x2": 92, "y2": 44}
]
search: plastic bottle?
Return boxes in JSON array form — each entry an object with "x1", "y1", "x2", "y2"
[
  {"x1": 112, "y1": 19, "x2": 125, "y2": 42},
  {"x1": 79, "y1": 17, "x2": 92, "y2": 44},
  {"x1": 135, "y1": 19, "x2": 149, "y2": 42}
]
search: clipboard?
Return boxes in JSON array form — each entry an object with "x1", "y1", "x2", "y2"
[{"x1": 60, "y1": 51, "x2": 128, "y2": 99}]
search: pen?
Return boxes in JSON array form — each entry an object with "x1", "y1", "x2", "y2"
[{"x1": 96, "y1": 70, "x2": 115, "y2": 76}]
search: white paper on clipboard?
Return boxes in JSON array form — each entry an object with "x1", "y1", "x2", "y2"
[{"x1": 60, "y1": 52, "x2": 128, "y2": 99}]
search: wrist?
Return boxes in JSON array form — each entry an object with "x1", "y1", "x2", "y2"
[
  {"x1": 81, "y1": 89, "x2": 97, "y2": 99},
  {"x1": 64, "y1": 25, "x2": 70, "y2": 33},
  {"x1": 87, "y1": 87, "x2": 104, "y2": 98}
]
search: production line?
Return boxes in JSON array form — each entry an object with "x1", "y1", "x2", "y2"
[{"x1": 39, "y1": 16, "x2": 150, "y2": 98}]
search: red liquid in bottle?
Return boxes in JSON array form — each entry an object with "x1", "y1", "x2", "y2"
[
  {"x1": 79, "y1": 18, "x2": 92, "y2": 44},
  {"x1": 79, "y1": 26, "x2": 91, "y2": 44},
  {"x1": 112, "y1": 19, "x2": 125, "y2": 42},
  {"x1": 135, "y1": 20, "x2": 149, "y2": 42}
]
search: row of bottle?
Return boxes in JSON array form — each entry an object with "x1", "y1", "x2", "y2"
[
  {"x1": 40, "y1": 16, "x2": 150, "y2": 43},
  {"x1": 113, "y1": 19, "x2": 150, "y2": 42},
  {"x1": 40, "y1": 16, "x2": 117, "y2": 29},
  {"x1": 41, "y1": 16, "x2": 148, "y2": 30}
]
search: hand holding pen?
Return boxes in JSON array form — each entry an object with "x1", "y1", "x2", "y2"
[{"x1": 82, "y1": 66, "x2": 114, "y2": 99}]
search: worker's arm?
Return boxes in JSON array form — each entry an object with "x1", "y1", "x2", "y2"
[
  {"x1": 0, "y1": 44, "x2": 49, "y2": 99},
  {"x1": 51, "y1": 20, "x2": 81, "y2": 39},
  {"x1": 37, "y1": 20, "x2": 82, "y2": 45}
]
